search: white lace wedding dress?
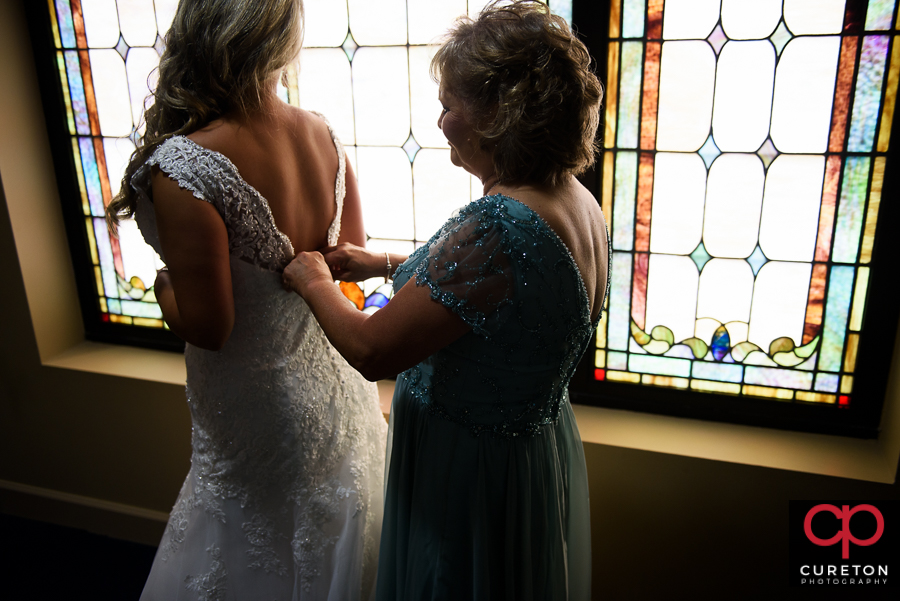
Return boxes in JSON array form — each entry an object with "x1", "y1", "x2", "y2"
[{"x1": 131, "y1": 122, "x2": 388, "y2": 601}]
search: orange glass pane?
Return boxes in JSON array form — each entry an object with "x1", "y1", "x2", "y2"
[
  {"x1": 339, "y1": 281, "x2": 365, "y2": 310},
  {"x1": 78, "y1": 50, "x2": 101, "y2": 136},
  {"x1": 99, "y1": 296, "x2": 107, "y2": 313},
  {"x1": 605, "y1": 42, "x2": 620, "y2": 148},
  {"x1": 70, "y1": 0, "x2": 88, "y2": 47},
  {"x1": 647, "y1": 0, "x2": 663, "y2": 40},
  {"x1": 829, "y1": 36, "x2": 858, "y2": 152},
  {"x1": 876, "y1": 38, "x2": 899, "y2": 152},
  {"x1": 844, "y1": 333, "x2": 860, "y2": 373},
  {"x1": 609, "y1": 0, "x2": 621, "y2": 39},
  {"x1": 742, "y1": 385, "x2": 794, "y2": 400},
  {"x1": 640, "y1": 42, "x2": 661, "y2": 150},
  {"x1": 814, "y1": 155, "x2": 841, "y2": 262},
  {"x1": 860, "y1": 156, "x2": 886, "y2": 263},
  {"x1": 92, "y1": 137, "x2": 113, "y2": 207},
  {"x1": 602, "y1": 151, "x2": 614, "y2": 220},
  {"x1": 109, "y1": 314, "x2": 134, "y2": 325},
  {"x1": 635, "y1": 152, "x2": 653, "y2": 250},
  {"x1": 631, "y1": 252, "x2": 649, "y2": 329},
  {"x1": 802, "y1": 263, "x2": 827, "y2": 345}
]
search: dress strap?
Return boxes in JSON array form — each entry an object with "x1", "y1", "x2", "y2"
[{"x1": 311, "y1": 112, "x2": 346, "y2": 247}]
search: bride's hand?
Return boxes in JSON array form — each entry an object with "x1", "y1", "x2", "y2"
[
  {"x1": 282, "y1": 251, "x2": 333, "y2": 297},
  {"x1": 320, "y1": 243, "x2": 381, "y2": 282}
]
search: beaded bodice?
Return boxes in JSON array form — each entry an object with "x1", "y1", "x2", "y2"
[{"x1": 392, "y1": 194, "x2": 607, "y2": 438}]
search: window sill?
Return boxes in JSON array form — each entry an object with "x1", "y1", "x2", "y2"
[
  {"x1": 44, "y1": 341, "x2": 187, "y2": 385},
  {"x1": 59, "y1": 339, "x2": 896, "y2": 485},
  {"x1": 571, "y1": 403, "x2": 897, "y2": 484}
]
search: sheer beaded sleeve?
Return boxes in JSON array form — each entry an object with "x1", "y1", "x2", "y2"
[{"x1": 399, "y1": 199, "x2": 519, "y2": 337}]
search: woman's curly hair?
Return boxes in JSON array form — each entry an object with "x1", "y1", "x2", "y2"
[
  {"x1": 106, "y1": 0, "x2": 304, "y2": 232},
  {"x1": 431, "y1": 0, "x2": 603, "y2": 187}
]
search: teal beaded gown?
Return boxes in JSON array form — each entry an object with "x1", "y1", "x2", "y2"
[{"x1": 376, "y1": 194, "x2": 605, "y2": 601}]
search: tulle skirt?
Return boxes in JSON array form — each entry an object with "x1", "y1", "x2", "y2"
[{"x1": 376, "y1": 377, "x2": 591, "y2": 601}]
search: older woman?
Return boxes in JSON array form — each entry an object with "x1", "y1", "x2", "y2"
[
  {"x1": 108, "y1": 0, "x2": 387, "y2": 598},
  {"x1": 284, "y1": 1, "x2": 607, "y2": 598}
]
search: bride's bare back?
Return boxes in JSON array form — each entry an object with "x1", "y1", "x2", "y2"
[
  {"x1": 150, "y1": 101, "x2": 363, "y2": 350},
  {"x1": 188, "y1": 103, "x2": 364, "y2": 253}
]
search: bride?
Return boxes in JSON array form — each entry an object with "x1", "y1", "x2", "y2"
[{"x1": 106, "y1": 1, "x2": 387, "y2": 599}]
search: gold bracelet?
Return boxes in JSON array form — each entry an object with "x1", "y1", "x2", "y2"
[{"x1": 384, "y1": 252, "x2": 391, "y2": 283}]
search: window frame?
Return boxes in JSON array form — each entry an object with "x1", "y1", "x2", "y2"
[
  {"x1": 23, "y1": 0, "x2": 900, "y2": 437},
  {"x1": 569, "y1": 0, "x2": 900, "y2": 439},
  {"x1": 23, "y1": 0, "x2": 183, "y2": 352}
]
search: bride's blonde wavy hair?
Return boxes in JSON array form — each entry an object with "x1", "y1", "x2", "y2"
[{"x1": 106, "y1": 0, "x2": 304, "y2": 232}]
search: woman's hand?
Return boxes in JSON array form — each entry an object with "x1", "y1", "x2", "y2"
[
  {"x1": 320, "y1": 243, "x2": 384, "y2": 282},
  {"x1": 283, "y1": 251, "x2": 334, "y2": 297}
]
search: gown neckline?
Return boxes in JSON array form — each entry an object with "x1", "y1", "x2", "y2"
[
  {"x1": 172, "y1": 135, "x2": 343, "y2": 264},
  {"x1": 486, "y1": 193, "x2": 597, "y2": 327}
]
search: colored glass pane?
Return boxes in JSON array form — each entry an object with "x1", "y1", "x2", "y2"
[
  {"x1": 49, "y1": 2, "x2": 573, "y2": 329},
  {"x1": 594, "y1": 0, "x2": 900, "y2": 411},
  {"x1": 742, "y1": 385, "x2": 794, "y2": 400},
  {"x1": 829, "y1": 36, "x2": 860, "y2": 153},
  {"x1": 616, "y1": 42, "x2": 643, "y2": 148},
  {"x1": 54, "y1": 0, "x2": 77, "y2": 48},
  {"x1": 865, "y1": 0, "x2": 897, "y2": 30},
  {"x1": 612, "y1": 152, "x2": 637, "y2": 250},
  {"x1": 849, "y1": 267, "x2": 871, "y2": 331},
  {"x1": 860, "y1": 156, "x2": 886, "y2": 263},
  {"x1": 848, "y1": 35, "x2": 890, "y2": 152},
  {"x1": 692, "y1": 380, "x2": 741, "y2": 394},
  {"x1": 640, "y1": 42, "x2": 661, "y2": 150},
  {"x1": 877, "y1": 39, "x2": 900, "y2": 151},
  {"x1": 605, "y1": 42, "x2": 619, "y2": 148},
  {"x1": 795, "y1": 391, "x2": 836, "y2": 404},
  {"x1": 832, "y1": 157, "x2": 870, "y2": 263},
  {"x1": 609, "y1": 0, "x2": 621, "y2": 39},
  {"x1": 820, "y1": 266, "x2": 855, "y2": 372}
]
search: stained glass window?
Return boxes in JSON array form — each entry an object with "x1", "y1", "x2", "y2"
[
  {"x1": 589, "y1": 0, "x2": 899, "y2": 419},
  {"x1": 38, "y1": 0, "x2": 572, "y2": 331}
]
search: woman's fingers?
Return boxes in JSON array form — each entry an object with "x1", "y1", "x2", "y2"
[{"x1": 283, "y1": 251, "x2": 332, "y2": 295}]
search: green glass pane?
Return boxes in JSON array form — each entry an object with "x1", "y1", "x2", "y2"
[{"x1": 820, "y1": 265, "x2": 855, "y2": 372}]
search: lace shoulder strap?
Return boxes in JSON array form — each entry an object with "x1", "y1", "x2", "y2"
[
  {"x1": 130, "y1": 135, "x2": 224, "y2": 260},
  {"x1": 311, "y1": 112, "x2": 346, "y2": 247},
  {"x1": 131, "y1": 135, "x2": 294, "y2": 272}
]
